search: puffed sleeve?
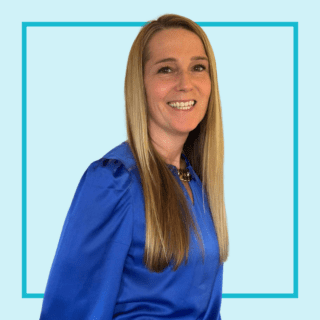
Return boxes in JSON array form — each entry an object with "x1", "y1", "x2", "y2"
[{"x1": 39, "y1": 158, "x2": 133, "y2": 320}]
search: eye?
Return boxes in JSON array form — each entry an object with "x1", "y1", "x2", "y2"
[
  {"x1": 157, "y1": 64, "x2": 207, "y2": 74},
  {"x1": 158, "y1": 66, "x2": 172, "y2": 74},
  {"x1": 194, "y1": 64, "x2": 206, "y2": 71}
]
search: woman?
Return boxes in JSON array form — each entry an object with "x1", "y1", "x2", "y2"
[{"x1": 39, "y1": 13, "x2": 229, "y2": 320}]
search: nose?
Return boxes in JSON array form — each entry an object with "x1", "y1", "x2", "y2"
[{"x1": 176, "y1": 71, "x2": 193, "y2": 91}]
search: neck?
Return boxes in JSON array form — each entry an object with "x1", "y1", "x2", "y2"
[
  {"x1": 149, "y1": 133, "x2": 188, "y2": 170},
  {"x1": 179, "y1": 157, "x2": 187, "y2": 170}
]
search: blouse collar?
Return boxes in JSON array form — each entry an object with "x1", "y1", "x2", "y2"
[{"x1": 167, "y1": 153, "x2": 194, "y2": 180}]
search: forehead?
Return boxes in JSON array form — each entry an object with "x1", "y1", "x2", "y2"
[{"x1": 147, "y1": 28, "x2": 206, "y2": 59}]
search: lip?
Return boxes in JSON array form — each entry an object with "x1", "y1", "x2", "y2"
[
  {"x1": 167, "y1": 99, "x2": 196, "y2": 103},
  {"x1": 167, "y1": 100, "x2": 196, "y2": 112}
]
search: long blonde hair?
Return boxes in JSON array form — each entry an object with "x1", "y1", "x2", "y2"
[{"x1": 124, "y1": 13, "x2": 229, "y2": 272}]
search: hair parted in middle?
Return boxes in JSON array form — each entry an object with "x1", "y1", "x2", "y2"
[{"x1": 124, "y1": 13, "x2": 229, "y2": 273}]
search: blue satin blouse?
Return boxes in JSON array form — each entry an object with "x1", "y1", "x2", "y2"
[{"x1": 39, "y1": 141, "x2": 224, "y2": 319}]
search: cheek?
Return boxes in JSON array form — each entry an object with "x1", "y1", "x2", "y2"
[
  {"x1": 144, "y1": 83, "x2": 157, "y2": 105},
  {"x1": 204, "y1": 79, "x2": 212, "y2": 98},
  {"x1": 198, "y1": 76, "x2": 211, "y2": 93},
  {"x1": 155, "y1": 81, "x2": 171, "y2": 97},
  {"x1": 208, "y1": 83, "x2": 212, "y2": 97},
  {"x1": 147, "y1": 82, "x2": 171, "y2": 105},
  {"x1": 145, "y1": 82, "x2": 168, "y2": 107}
]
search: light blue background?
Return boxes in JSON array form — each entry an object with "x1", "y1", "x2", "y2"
[
  {"x1": 0, "y1": 1, "x2": 319, "y2": 319},
  {"x1": 25, "y1": 23, "x2": 295, "y2": 296}
]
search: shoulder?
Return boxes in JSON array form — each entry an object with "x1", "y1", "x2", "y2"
[
  {"x1": 85, "y1": 157, "x2": 133, "y2": 192},
  {"x1": 81, "y1": 141, "x2": 135, "y2": 189},
  {"x1": 79, "y1": 141, "x2": 137, "y2": 193}
]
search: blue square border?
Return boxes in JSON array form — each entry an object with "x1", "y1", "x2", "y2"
[{"x1": 21, "y1": 21, "x2": 299, "y2": 299}]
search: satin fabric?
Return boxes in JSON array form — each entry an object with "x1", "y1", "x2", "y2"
[{"x1": 39, "y1": 141, "x2": 223, "y2": 319}]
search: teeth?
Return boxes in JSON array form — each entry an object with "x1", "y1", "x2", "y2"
[{"x1": 168, "y1": 100, "x2": 195, "y2": 109}]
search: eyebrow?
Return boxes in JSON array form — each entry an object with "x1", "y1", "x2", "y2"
[{"x1": 154, "y1": 56, "x2": 208, "y2": 65}]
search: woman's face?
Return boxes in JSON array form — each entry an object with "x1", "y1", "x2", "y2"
[{"x1": 144, "y1": 28, "x2": 211, "y2": 140}]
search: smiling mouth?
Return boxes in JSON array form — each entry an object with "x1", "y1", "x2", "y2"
[
  {"x1": 167, "y1": 100, "x2": 197, "y2": 111},
  {"x1": 167, "y1": 100, "x2": 196, "y2": 104},
  {"x1": 167, "y1": 100, "x2": 197, "y2": 107}
]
